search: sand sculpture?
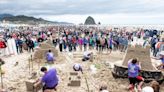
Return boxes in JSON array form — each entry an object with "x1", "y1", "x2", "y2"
[
  {"x1": 112, "y1": 45, "x2": 163, "y2": 83},
  {"x1": 33, "y1": 42, "x2": 58, "y2": 60}
]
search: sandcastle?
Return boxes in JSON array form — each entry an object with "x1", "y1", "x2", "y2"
[
  {"x1": 112, "y1": 45, "x2": 163, "y2": 83},
  {"x1": 33, "y1": 42, "x2": 58, "y2": 60},
  {"x1": 25, "y1": 42, "x2": 58, "y2": 91}
]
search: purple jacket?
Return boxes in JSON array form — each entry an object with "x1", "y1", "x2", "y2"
[{"x1": 128, "y1": 63, "x2": 140, "y2": 77}]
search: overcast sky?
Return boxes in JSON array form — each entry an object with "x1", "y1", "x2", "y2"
[{"x1": 0, "y1": 0, "x2": 164, "y2": 24}]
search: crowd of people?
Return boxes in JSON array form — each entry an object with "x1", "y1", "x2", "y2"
[
  {"x1": 0, "y1": 25, "x2": 164, "y2": 92},
  {"x1": 0, "y1": 26, "x2": 163, "y2": 55}
]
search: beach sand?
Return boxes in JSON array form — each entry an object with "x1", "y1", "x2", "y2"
[{"x1": 0, "y1": 49, "x2": 163, "y2": 92}]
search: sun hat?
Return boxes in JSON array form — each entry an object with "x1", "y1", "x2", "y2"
[{"x1": 142, "y1": 86, "x2": 154, "y2": 92}]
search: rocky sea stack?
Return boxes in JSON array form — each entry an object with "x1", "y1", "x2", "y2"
[{"x1": 84, "y1": 16, "x2": 96, "y2": 25}]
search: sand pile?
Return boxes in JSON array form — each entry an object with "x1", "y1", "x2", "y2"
[
  {"x1": 34, "y1": 43, "x2": 58, "y2": 60},
  {"x1": 123, "y1": 45, "x2": 154, "y2": 70},
  {"x1": 46, "y1": 40, "x2": 54, "y2": 46},
  {"x1": 55, "y1": 51, "x2": 128, "y2": 92},
  {"x1": 1, "y1": 47, "x2": 163, "y2": 92},
  {"x1": 1, "y1": 52, "x2": 32, "y2": 92},
  {"x1": 39, "y1": 42, "x2": 53, "y2": 49}
]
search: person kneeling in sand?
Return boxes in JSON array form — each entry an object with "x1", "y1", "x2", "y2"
[
  {"x1": 73, "y1": 63, "x2": 83, "y2": 74},
  {"x1": 34, "y1": 67, "x2": 59, "y2": 92},
  {"x1": 82, "y1": 51, "x2": 93, "y2": 61},
  {"x1": 46, "y1": 50, "x2": 55, "y2": 64}
]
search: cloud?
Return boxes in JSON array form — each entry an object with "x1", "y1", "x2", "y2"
[
  {"x1": 0, "y1": 0, "x2": 164, "y2": 24},
  {"x1": 1, "y1": 0, "x2": 164, "y2": 15},
  {"x1": 37, "y1": 13, "x2": 164, "y2": 25},
  {"x1": 0, "y1": 0, "x2": 10, "y2": 4}
]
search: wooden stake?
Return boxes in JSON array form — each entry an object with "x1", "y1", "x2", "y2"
[
  {"x1": 83, "y1": 73, "x2": 90, "y2": 92},
  {"x1": 31, "y1": 55, "x2": 33, "y2": 71},
  {"x1": 37, "y1": 59, "x2": 39, "y2": 70},
  {"x1": 38, "y1": 59, "x2": 41, "y2": 76},
  {"x1": 28, "y1": 58, "x2": 31, "y2": 74},
  {"x1": 0, "y1": 65, "x2": 3, "y2": 89}
]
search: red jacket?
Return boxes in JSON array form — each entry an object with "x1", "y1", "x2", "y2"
[
  {"x1": 72, "y1": 37, "x2": 76, "y2": 44},
  {"x1": 0, "y1": 41, "x2": 6, "y2": 48}
]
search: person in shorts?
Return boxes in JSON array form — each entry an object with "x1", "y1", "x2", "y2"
[{"x1": 128, "y1": 58, "x2": 144, "y2": 92}]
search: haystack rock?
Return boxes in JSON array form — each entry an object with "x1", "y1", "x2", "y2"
[{"x1": 84, "y1": 16, "x2": 96, "y2": 25}]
